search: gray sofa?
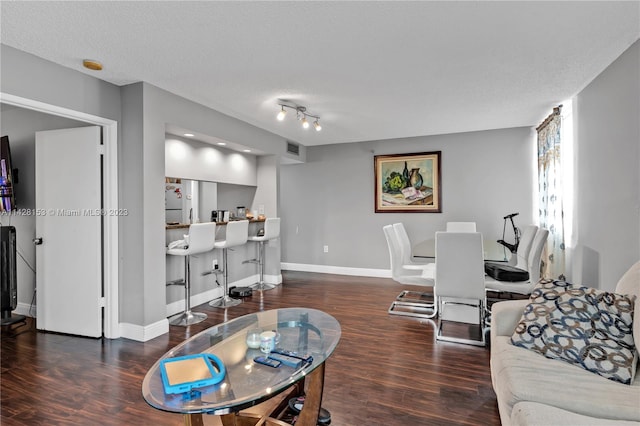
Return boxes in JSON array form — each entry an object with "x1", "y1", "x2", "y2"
[{"x1": 490, "y1": 261, "x2": 640, "y2": 425}]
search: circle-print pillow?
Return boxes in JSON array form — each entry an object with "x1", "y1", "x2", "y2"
[{"x1": 510, "y1": 279, "x2": 637, "y2": 384}]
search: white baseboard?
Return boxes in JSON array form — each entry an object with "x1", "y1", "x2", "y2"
[
  {"x1": 15, "y1": 302, "x2": 34, "y2": 317},
  {"x1": 236, "y1": 273, "x2": 282, "y2": 286},
  {"x1": 120, "y1": 318, "x2": 169, "y2": 342},
  {"x1": 12, "y1": 302, "x2": 167, "y2": 342},
  {"x1": 12, "y1": 302, "x2": 168, "y2": 342},
  {"x1": 281, "y1": 263, "x2": 391, "y2": 278},
  {"x1": 263, "y1": 273, "x2": 283, "y2": 285},
  {"x1": 14, "y1": 303, "x2": 168, "y2": 342}
]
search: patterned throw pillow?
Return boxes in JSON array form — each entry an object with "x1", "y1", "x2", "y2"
[{"x1": 510, "y1": 279, "x2": 637, "y2": 384}]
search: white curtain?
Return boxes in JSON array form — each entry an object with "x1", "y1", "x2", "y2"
[{"x1": 537, "y1": 106, "x2": 565, "y2": 280}]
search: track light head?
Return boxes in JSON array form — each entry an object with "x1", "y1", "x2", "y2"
[
  {"x1": 301, "y1": 116, "x2": 309, "y2": 129},
  {"x1": 314, "y1": 120, "x2": 322, "y2": 131},
  {"x1": 277, "y1": 106, "x2": 286, "y2": 121}
]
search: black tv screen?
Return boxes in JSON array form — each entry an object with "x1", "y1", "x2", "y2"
[{"x1": 0, "y1": 136, "x2": 17, "y2": 212}]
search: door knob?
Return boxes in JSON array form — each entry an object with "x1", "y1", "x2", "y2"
[{"x1": 33, "y1": 237, "x2": 43, "y2": 245}]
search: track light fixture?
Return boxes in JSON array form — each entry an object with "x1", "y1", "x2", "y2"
[{"x1": 276, "y1": 102, "x2": 322, "y2": 131}]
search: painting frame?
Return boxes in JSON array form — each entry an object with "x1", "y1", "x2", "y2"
[{"x1": 374, "y1": 151, "x2": 441, "y2": 213}]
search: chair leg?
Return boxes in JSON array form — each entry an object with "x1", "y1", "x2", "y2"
[
  {"x1": 209, "y1": 248, "x2": 242, "y2": 308},
  {"x1": 251, "y1": 241, "x2": 275, "y2": 291},
  {"x1": 435, "y1": 297, "x2": 486, "y2": 346},
  {"x1": 169, "y1": 255, "x2": 207, "y2": 326},
  {"x1": 387, "y1": 289, "x2": 438, "y2": 319}
]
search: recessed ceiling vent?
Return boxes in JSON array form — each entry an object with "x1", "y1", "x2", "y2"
[{"x1": 286, "y1": 141, "x2": 300, "y2": 156}]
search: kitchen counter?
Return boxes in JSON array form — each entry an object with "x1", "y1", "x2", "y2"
[{"x1": 165, "y1": 218, "x2": 265, "y2": 230}]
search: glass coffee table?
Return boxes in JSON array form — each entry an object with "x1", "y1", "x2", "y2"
[{"x1": 142, "y1": 308, "x2": 341, "y2": 426}]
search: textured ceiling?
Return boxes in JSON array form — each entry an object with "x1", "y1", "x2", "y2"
[{"x1": 1, "y1": 1, "x2": 639, "y2": 147}]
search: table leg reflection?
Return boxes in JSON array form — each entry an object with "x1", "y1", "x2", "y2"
[
  {"x1": 183, "y1": 412, "x2": 205, "y2": 426},
  {"x1": 186, "y1": 363, "x2": 325, "y2": 426}
]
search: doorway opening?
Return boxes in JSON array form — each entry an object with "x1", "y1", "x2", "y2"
[{"x1": 0, "y1": 92, "x2": 119, "y2": 338}]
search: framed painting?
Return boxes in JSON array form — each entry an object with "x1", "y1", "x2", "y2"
[{"x1": 374, "y1": 151, "x2": 441, "y2": 213}]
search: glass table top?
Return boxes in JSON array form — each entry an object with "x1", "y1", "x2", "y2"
[
  {"x1": 142, "y1": 308, "x2": 341, "y2": 415},
  {"x1": 413, "y1": 237, "x2": 511, "y2": 262}
]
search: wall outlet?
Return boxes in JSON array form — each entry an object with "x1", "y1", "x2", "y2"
[
  {"x1": 323, "y1": 245, "x2": 329, "y2": 253},
  {"x1": 212, "y1": 258, "x2": 218, "y2": 270},
  {"x1": 258, "y1": 205, "x2": 265, "y2": 215}
]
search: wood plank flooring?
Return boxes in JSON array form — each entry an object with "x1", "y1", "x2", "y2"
[{"x1": 1, "y1": 271, "x2": 500, "y2": 426}]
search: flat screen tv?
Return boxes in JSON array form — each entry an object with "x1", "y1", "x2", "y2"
[{"x1": 0, "y1": 136, "x2": 17, "y2": 212}]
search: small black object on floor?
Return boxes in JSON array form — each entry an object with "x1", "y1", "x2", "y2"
[
  {"x1": 286, "y1": 396, "x2": 331, "y2": 425},
  {"x1": 1, "y1": 311, "x2": 26, "y2": 327},
  {"x1": 229, "y1": 286, "x2": 252, "y2": 297}
]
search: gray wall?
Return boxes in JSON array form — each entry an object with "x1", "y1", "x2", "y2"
[
  {"x1": 254, "y1": 155, "x2": 281, "y2": 277},
  {"x1": 119, "y1": 83, "x2": 146, "y2": 326},
  {"x1": 280, "y1": 127, "x2": 536, "y2": 271},
  {"x1": 254, "y1": 155, "x2": 280, "y2": 219},
  {"x1": 570, "y1": 39, "x2": 640, "y2": 290},
  {"x1": 198, "y1": 181, "x2": 218, "y2": 223}
]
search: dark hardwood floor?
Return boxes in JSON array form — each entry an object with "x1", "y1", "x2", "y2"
[{"x1": 1, "y1": 271, "x2": 500, "y2": 426}]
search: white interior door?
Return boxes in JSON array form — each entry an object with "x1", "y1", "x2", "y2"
[{"x1": 35, "y1": 126, "x2": 102, "y2": 337}]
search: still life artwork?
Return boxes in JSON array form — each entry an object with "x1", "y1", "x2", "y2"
[{"x1": 374, "y1": 151, "x2": 441, "y2": 213}]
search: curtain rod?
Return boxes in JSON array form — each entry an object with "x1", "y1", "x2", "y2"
[{"x1": 536, "y1": 105, "x2": 563, "y2": 131}]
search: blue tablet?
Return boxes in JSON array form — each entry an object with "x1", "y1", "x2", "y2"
[{"x1": 159, "y1": 353, "x2": 226, "y2": 394}]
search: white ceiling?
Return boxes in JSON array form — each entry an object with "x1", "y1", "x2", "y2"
[{"x1": 1, "y1": 1, "x2": 638, "y2": 147}]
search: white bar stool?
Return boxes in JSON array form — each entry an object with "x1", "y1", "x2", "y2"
[
  {"x1": 246, "y1": 218, "x2": 280, "y2": 291},
  {"x1": 209, "y1": 220, "x2": 249, "y2": 308},
  {"x1": 166, "y1": 222, "x2": 216, "y2": 326}
]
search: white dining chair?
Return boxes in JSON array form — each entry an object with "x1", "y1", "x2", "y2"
[
  {"x1": 446, "y1": 222, "x2": 477, "y2": 232},
  {"x1": 511, "y1": 225, "x2": 539, "y2": 270},
  {"x1": 435, "y1": 231, "x2": 487, "y2": 346},
  {"x1": 485, "y1": 228, "x2": 549, "y2": 295},
  {"x1": 392, "y1": 223, "x2": 436, "y2": 279},
  {"x1": 383, "y1": 225, "x2": 437, "y2": 319},
  {"x1": 486, "y1": 225, "x2": 538, "y2": 271}
]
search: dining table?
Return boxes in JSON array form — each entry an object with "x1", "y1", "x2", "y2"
[{"x1": 412, "y1": 237, "x2": 511, "y2": 262}]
